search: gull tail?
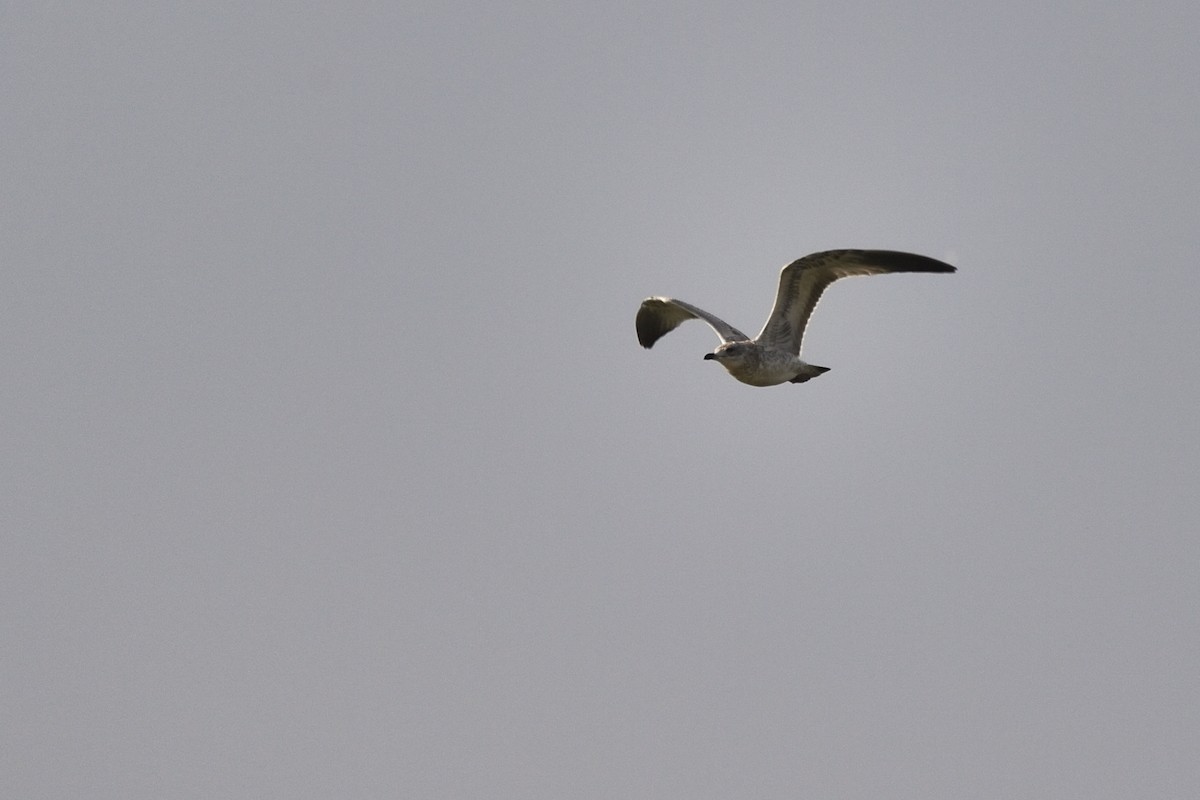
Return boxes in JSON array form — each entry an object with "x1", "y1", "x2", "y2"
[{"x1": 789, "y1": 365, "x2": 831, "y2": 384}]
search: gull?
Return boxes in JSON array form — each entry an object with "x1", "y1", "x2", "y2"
[{"x1": 636, "y1": 249, "x2": 955, "y2": 386}]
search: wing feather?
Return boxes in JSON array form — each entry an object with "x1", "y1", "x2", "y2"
[
  {"x1": 753, "y1": 249, "x2": 955, "y2": 353},
  {"x1": 636, "y1": 297, "x2": 749, "y2": 348}
]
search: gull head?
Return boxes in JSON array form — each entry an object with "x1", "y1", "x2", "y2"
[
  {"x1": 702, "y1": 341, "x2": 772, "y2": 384},
  {"x1": 703, "y1": 341, "x2": 754, "y2": 365}
]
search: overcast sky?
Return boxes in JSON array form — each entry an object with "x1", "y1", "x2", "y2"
[{"x1": 4, "y1": 3, "x2": 1199, "y2": 798}]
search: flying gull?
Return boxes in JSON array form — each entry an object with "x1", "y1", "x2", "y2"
[{"x1": 636, "y1": 249, "x2": 955, "y2": 386}]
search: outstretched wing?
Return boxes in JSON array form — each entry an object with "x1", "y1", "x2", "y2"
[
  {"x1": 636, "y1": 297, "x2": 750, "y2": 348},
  {"x1": 753, "y1": 250, "x2": 956, "y2": 354}
]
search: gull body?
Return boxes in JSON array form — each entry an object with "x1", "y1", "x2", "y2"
[{"x1": 636, "y1": 249, "x2": 955, "y2": 387}]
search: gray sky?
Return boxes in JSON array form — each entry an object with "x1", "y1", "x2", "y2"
[{"x1": 4, "y1": 3, "x2": 1199, "y2": 798}]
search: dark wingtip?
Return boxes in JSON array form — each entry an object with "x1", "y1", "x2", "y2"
[
  {"x1": 870, "y1": 250, "x2": 957, "y2": 274},
  {"x1": 635, "y1": 302, "x2": 668, "y2": 348},
  {"x1": 636, "y1": 318, "x2": 660, "y2": 348}
]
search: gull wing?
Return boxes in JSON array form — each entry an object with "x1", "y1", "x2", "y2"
[
  {"x1": 636, "y1": 297, "x2": 750, "y2": 348},
  {"x1": 753, "y1": 249, "x2": 956, "y2": 354}
]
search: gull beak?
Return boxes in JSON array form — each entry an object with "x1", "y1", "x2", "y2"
[{"x1": 703, "y1": 352, "x2": 716, "y2": 360}]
